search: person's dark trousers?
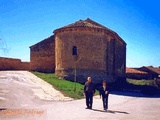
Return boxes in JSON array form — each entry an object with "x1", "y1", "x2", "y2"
[
  {"x1": 102, "y1": 95, "x2": 108, "y2": 110},
  {"x1": 85, "y1": 92, "x2": 93, "y2": 109}
]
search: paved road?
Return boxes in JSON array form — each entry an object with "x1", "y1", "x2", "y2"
[{"x1": 0, "y1": 71, "x2": 160, "y2": 120}]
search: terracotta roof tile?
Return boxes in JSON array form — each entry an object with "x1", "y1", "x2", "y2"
[
  {"x1": 30, "y1": 35, "x2": 54, "y2": 48},
  {"x1": 61, "y1": 18, "x2": 106, "y2": 29},
  {"x1": 55, "y1": 18, "x2": 116, "y2": 34},
  {"x1": 126, "y1": 67, "x2": 148, "y2": 74},
  {"x1": 145, "y1": 66, "x2": 160, "y2": 74}
]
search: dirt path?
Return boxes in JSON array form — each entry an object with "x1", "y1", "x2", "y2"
[{"x1": 0, "y1": 71, "x2": 160, "y2": 120}]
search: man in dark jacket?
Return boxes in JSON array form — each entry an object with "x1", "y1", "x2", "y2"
[
  {"x1": 84, "y1": 77, "x2": 95, "y2": 109},
  {"x1": 99, "y1": 81, "x2": 109, "y2": 111}
]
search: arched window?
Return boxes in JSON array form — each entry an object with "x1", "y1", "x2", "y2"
[{"x1": 72, "y1": 46, "x2": 77, "y2": 55}]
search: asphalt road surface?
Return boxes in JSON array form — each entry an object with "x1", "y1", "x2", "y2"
[{"x1": 0, "y1": 71, "x2": 160, "y2": 120}]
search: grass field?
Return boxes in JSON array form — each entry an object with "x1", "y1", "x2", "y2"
[
  {"x1": 127, "y1": 79, "x2": 154, "y2": 86},
  {"x1": 32, "y1": 72, "x2": 98, "y2": 99}
]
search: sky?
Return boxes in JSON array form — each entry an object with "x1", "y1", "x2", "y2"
[{"x1": 0, "y1": 0, "x2": 160, "y2": 67}]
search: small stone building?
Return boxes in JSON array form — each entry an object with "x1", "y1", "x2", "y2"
[
  {"x1": 126, "y1": 67, "x2": 148, "y2": 80},
  {"x1": 30, "y1": 18, "x2": 126, "y2": 83},
  {"x1": 136, "y1": 66, "x2": 160, "y2": 80},
  {"x1": 30, "y1": 35, "x2": 55, "y2": 72}
]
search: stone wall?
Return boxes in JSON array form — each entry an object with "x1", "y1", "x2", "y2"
[
  {"x1": 20, "y1": 62, "x2": 30, "y2": 70},
  {"x1": 55, "y1": 30, "x2": 106, "y2": 71},
  {"x1": 114, "y1": 39, "x2": 126, "y2": 80},
  {"x1": 30, "y1": 35, "x2": 55, "y2": 73},
  {"x1": 0, "y1": 57, "x2": 30, "y2": 70}
]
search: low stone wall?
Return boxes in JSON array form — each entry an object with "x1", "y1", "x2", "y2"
[
  {"x1": 0, "y1": 57, "x2": 30, "y2": 70},
  {"x1": 126, "y1": 73, "x2": 149, "y2": 80},
  {"x1": 19, "y1": 62, "x2": 30, "y2": 70}
]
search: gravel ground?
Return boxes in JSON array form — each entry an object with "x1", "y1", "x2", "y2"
[{"x1": 0, "y1": 71, "x2": 160, "y2": 120}]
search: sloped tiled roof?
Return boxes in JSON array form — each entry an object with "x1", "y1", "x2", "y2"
[
  {"x1": 54, "y1": 18, "x2": 126, "y2": 44},
  {"x1": 126, "y1": 67, "x2": 148, "y2": 74},
  {"x1": 144, "y1": 66, "x2": 160, "y2": 75},
  {"x1": 55, "y1": 18, "x2": 115, "y2": 32},
  {"x1": 30, "y1": 35, "x2": 54, "y2": 49},
  {"x1": 61, "y1": 18, "x2": 112, "y2": 30}
]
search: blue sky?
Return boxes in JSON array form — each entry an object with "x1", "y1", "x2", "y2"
[{"x1": 0, "y1": 0, "x2": 159, "y2": 67}]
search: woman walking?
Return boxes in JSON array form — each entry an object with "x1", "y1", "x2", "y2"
[{"x1": 99, "y1": 81, "x2": 109, "y2": 111}]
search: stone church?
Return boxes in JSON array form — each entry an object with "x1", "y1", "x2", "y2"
[{"x1": 30, "y1": 18, "x2": 126, "y2": 83}]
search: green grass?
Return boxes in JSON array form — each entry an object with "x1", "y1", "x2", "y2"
[
  {"x1": 32, "y1": 72, "x2": 98, "y2": 99},
  {"x1": 127, "y1": 79, "x2": 154, "y2": 86}
]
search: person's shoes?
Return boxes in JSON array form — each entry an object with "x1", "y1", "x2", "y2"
[
  {"x1": 89, "y1": 106, "x2": 92, "y2": 109},
  {"x1": 86, "y1": 107, "x2": 89, "y2": 109},
  {"x1": 104, "y1": 108, "x2": 107, "y2": 111}
]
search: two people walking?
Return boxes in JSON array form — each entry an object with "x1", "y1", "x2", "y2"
[{"x1": 84, "y1": 77, "x2": 109, "y2": 110}]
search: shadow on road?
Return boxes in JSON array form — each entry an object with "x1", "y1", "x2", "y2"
[
  {"x1": 110, "y1": 91, "x2": 160, "y2": 98},
  {"x1": 92, "y1": 109, "x2": 129, "y2": 114},
  {"x1": 0, "y1": 108, "x2": 7, "y2": 111}
]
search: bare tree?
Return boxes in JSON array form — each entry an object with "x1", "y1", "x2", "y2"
[{"x1": 0, "y1": 35, "x2": 9, "y2": 56}]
